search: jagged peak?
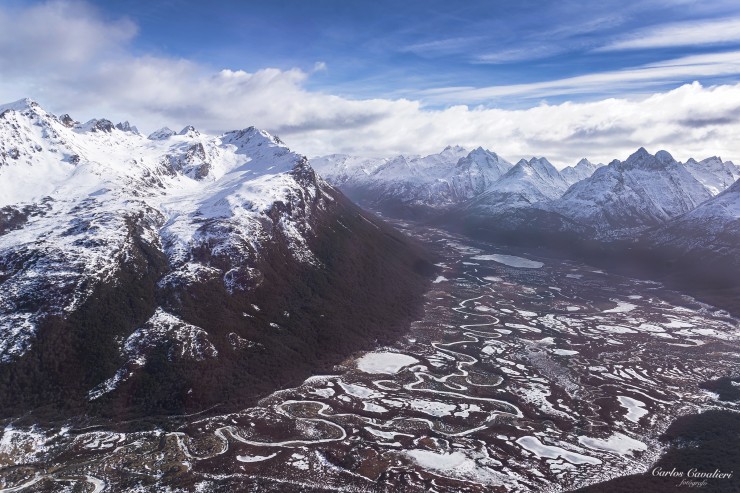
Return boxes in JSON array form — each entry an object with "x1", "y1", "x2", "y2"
[
  {"x1": 621, "y1": 147, "x2": 676, "y2": 170},
  {"x1": 575, "y1": 158, "x2": 593, "y2": 167},
  {"x1": 222, "y1": 126, "x2": 286, "y2": 148},
  {"x1": 179, "y1": 125, "x2": 200, "y2": 137},
  {"x1": 530, "y1": 156, "x2": 553, "y2": 165},
  {"x1": 148, "y1": 127, "x2": 175, "y2": 140},
  {"x1": 115, "y1": 121, "x2": 140, "y2": 134},
  {"x1": 627, "y1": 147, "x2": 651, "y2": 162},
  {"x1": 0, "y1": 98, "x2": 40, "y2": 113},
  {"x1": 655, "y1": 150, "x2": 674, "y2": 163},
  {"x1": 78, "y1": 118, "x2": 115, "y2": 133},
  {"x1": 467, "y1": 146, "x2": 501, "y2": 159},
  {"x1": 523, "y1": 157, "x2": 557, "y2": 172},
  {"x1": 699, "y1": 155, "x2": 723, "y2": 164},
  {"x1": 443, "y1": 144, "x2": 466, "y2": 153},
  {"x1": 59, "y1": 114, "x2": 78, "y2": 128}
]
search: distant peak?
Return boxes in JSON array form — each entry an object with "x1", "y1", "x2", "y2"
[
  {"x1": 19, "y1": 97, "x2": 39, "y2": 107},
  {"x1": 59, "y1": 114, "x2": 77, "y2": 128},
  {"x1": 622, "y1": 147, "x2": 678, "y2": 170},
  {"x1": 148, "y1": 127, "x2": 175, "y2": 140},
  {"x1": 115, "y1": 121, "x2": 139, "y2": 134},
  {"x1": 655, "y1": 150, "x2": 674, "y2": 163},
  {"x1": 79, "y1": 118, "x2": 115, "y2": 133},
  {"x1": 3, "y1": 97, "x2": 39, "y2": 111},
  {"x1": 576, "y1": 158, "x2": 592, "y2": 167},
  {"x1": 528, "y1": 156, "x2": 554, "y2": 167},
  {"x1": 628, "y1": 147, "x2": 650, "y2": 161},
  {"x1": 222, "y1": 126, "x2": 286, "y2": 148},
  {"x1": 179, "y1": 125, "x2": 199, "y2": 137},
  {"x1": 0, "y1": 98, "x2": 46, "y2": 117},
  {"x1": 443, "y1": 144, "x2": 465, "y2": 152},
  {"x1": 468, "y1": 146, "x2": 496, "y2": 158}
]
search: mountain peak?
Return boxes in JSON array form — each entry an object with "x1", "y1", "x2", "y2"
[
  {"x1": 628, "y1": 147, "x2": 650, "y2": 161},
  {"x1": 623, "y1": 147, "x2": 675, "y2": 170},
  {"x1": 148, "y1": 127, "x2": 175, "y2": 140},
  {"x1": 179, "y1": 125, "x2": 199, "y2": 137},
  {"x1": 0, "y1": 97, "x2": 40, "y2": 113},
  {"x1": 561, "y1": 158, "x2": 600, "y2": 185},
  {"x1": 78, "y1": 118, "x2": 116, "y2": 133},
  {"x1": 223, "y1": 126, "x2": 284, "y2": 147},
  {"x1": 655, "y1": 150, "x2": 674, "y2": 163},
  {"x1": 59, "y1": 114, "x2": 78, "y2": 128},
  {"x1": 443, "y1": 144, "x2": 466, "y2": 153},
  {"x1": 115, "y1": 121, "x2": 139, "y2": 134}
]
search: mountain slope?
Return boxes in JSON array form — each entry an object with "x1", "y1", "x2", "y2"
[
  {"x1": 647, "y1": 177, "x2": 740, "y2": 266},
  {"x1": 0, "y1": 99, "x2": 433, "y2": 422},
  {"x1": 684, "y1": 156, "x2": 740, "y2": 195}
]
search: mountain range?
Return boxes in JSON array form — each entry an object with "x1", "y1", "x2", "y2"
[{"x1": 317, "y1": 145, "x2": 740, "y2": 313}]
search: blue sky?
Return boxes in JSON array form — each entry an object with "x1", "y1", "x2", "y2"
[
  {"x1": 2, "y1": 0, "x2": 740, "y2": 163},
  {"x1": 80, "y1": 0, "x2": 740, "y2": 103}
]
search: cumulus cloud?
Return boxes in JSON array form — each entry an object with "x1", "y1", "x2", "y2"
[
  {"x1": 2, "y1": 1, "x2": 740, "y2": 168},
  {"x1": 287, "y1": 82, "x2": 740, "y2": 166}
]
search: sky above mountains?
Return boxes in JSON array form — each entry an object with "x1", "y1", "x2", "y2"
[{"x1": 3, "y1": 0, "x2": 740, "y2": 166}]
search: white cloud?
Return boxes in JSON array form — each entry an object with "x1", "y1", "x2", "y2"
[
  {"x1": 418, "y1": 51, "x2": 740, "y2": 103},
  {"x1": 597, "y1": 17, "x2": 740, "y2": 51},
  {"x1": 286, "y1": 82, "x2": 740, "y2": 167},
  {"x1": 402, "y1": 37, "x2": 485, "y2": 57},
  {"x1": 0, "y1": 0, "x2": 136, "y2": 75},
  {"x1": 2, "y1": 1, "x2": 740, "y2": 168}
]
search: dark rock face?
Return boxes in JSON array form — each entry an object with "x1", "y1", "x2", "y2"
[
  {"x1": 88, "y1": 119, "x2": 115, "y2": 133},
  {"x1": 59, "y1": 114, "x2": 77, "y2": 128}
]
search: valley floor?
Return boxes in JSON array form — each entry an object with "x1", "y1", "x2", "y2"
[{"x1": 1, "y1": 223, "x2": 739, "y2": 492}]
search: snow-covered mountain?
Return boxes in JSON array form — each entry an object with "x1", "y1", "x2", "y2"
[
  {"x1": 313, "y1": 146, "x2": 512, "y2": 216},
  {"x1": 548, "y1": 148, "x2": 712, "y2": 237},
  {"x1": 561, "y1": 158, "x2": 601, "y2": 186},
  {"x1": 648, "y1": 177, "x2": 740, "y2": 259},
  {"x1": 460, "y1": 156, "x2": 570, "y2": 214},
  {"x1": 449, "y1": 147, "x2": 515, "y2": 200},
  {"x1": 684, "y1": 156, "x2": 740, "y2": 195},
  {"x1": 0, "y1": 99, "x2": 431, "y2": 419}
]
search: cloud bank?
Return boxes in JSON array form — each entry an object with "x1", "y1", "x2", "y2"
[{"x1": 2, "y1": 1, "x2": 740, "y2": 167}]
